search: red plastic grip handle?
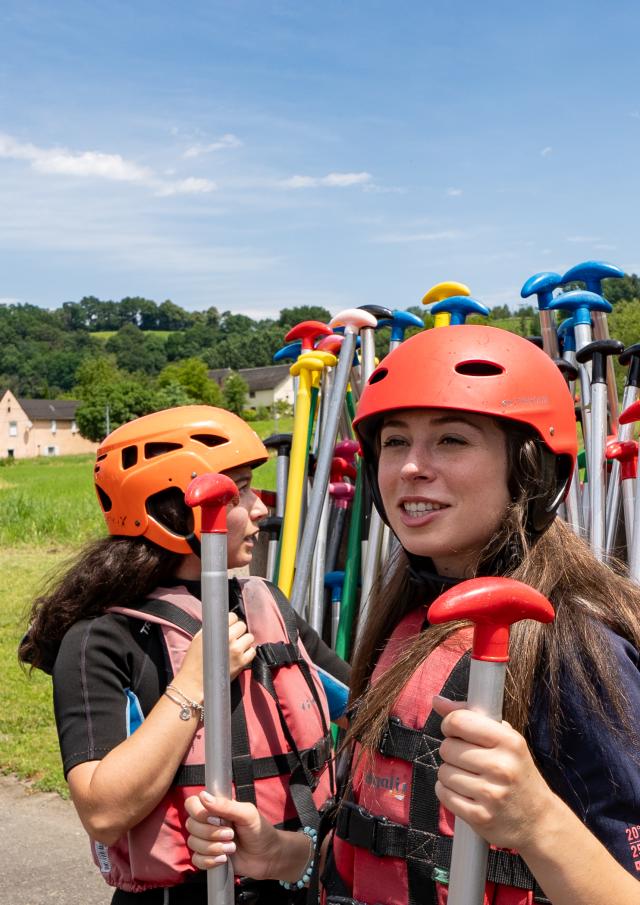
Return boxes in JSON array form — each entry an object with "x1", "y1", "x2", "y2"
[
  {"x1": 316, "y1": 334, "x2": 344, "y2": 354},
  {"x1": 329, "y1": 481, "x2": 355, "y2": 504},
  {"x1": 605, "y1": 439, "x2": 638, "y2": 481},
  {"x1": 285, "y1": 320, "x2": 332, "y2": 350},
  {"x1": 427, "y1": 577, "x2": 555, "y2": 662},
  {"x1": 330, "y1": 456, "x2": 357, "y2": 482},
  {"x1": 334, "y1": 439, "x2": 360, "y2": 463},
  {"x1": 619, "y1": 399, "x2": 640, "y2": 426},
  {"x1": 184, "y1": 473, "x2": 239, "y2": 533}
]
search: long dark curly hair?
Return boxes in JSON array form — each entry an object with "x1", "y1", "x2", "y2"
[{"x1": 19, "y1": 492, "x2": 190, "y2": 671}]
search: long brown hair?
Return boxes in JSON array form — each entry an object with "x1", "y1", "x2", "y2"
[{"x1": 348, "y1": 423, "x2": 640, "y2": 759}]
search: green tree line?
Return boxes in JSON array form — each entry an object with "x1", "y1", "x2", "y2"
[{"x1": 3, "y1": 276, "x2": 640, "y2": 440}]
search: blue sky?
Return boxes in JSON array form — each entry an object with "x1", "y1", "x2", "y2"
[{"x1": 1, "y1": 0, "x2": 639, "y2": 318}]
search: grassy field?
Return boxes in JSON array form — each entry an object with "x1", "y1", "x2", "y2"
[
  {"x1": 0, "y1": 549, "x2": 70, "y2": 793},
  {"x1": 0, "y1": 418, "x2": 289, "y2": 794}
]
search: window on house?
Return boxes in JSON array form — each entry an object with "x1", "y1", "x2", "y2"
[
  {"x1": 7, "y1": 449, "x2": 14, "y2": 458},
  {"x1": 47, "y1": 446, "x2": 58, "y2": 456},
  {"x1": 249, "y1": 391, "x2": 255, "y2": 399},
  {"x1": 9, "y1": 421, "x2": 17, "y2": 437}
]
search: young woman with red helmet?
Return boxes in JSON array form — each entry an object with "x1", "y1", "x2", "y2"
[
  {"x1": 21, "y1": 405, "x2": 350, "y2": 905},
  {"x1": 183, "y1": 327, "x2": 640, "y2": 904}
]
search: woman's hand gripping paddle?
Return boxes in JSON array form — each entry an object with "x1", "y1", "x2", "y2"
[
  {"x1": 185, "y1": 473, "x2": 239, "y2": 905},
  {"x1": 428, "y1": 577, "x2": 555, "y2": 905}
]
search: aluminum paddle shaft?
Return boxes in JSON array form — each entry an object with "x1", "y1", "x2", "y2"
[
  {"x1": 575, "y1": 340, "x2": 623, "y2": 558},
  {"x1": 289, "y1": 309, "x2": 376, "y2": 615},
  {"x1": 185, "y1": 473, "x2": 239, "y2": 905},
  {"x1": 605, "y1": 344, "x2": 640, "y2": 556},
  {"x1": 428, "y1": 578, "x2": 555, "y2": 905},
  {"x1": 619, "y1": 399, "x2": 640, "y2": 582}
]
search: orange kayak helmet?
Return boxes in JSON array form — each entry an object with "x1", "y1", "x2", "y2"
[
  {"x1": 353, "y1": 325, "x2": 577, "y2": 535},
  {"x1": 94, "y1": 406, "x2": 268, "y2": 554}
]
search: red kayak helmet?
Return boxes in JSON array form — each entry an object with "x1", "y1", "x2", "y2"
[
  {"x1": 94, "y1": 406, "x2": 267, "y2": 554},
  {"x1": 353, "y1": 325, "x2": 577, "y2": 535}
]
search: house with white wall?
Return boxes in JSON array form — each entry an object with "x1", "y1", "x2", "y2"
[
  {"x1": 0, "y1": 389, "x2": 98, "y2": 458},
  {"x1": 208, "y1": 364, "x2": 294, "y2": 411}
]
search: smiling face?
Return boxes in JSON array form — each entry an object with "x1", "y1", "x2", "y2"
[
  {"x1": 377, "y1": 408, "x2": 511, "y2": 577},
  {"x1": 223, "y1": 465, "x2": 268, "y2": 569}
]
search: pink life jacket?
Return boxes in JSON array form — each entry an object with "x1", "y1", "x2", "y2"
[
  {"x1": 326, "y1": 608, "x2": 550, "y2": 905},
  {"x1": 92, "y1": 577, "x2": 334, "y2": 893}
]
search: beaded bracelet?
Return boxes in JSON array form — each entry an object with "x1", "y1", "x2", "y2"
[
  {"x1": 164, "y1": 684, "x2": 205, "y2": 723},
  {"x1": 279, "y1": 825, "x2": 317, "y2": 890}
]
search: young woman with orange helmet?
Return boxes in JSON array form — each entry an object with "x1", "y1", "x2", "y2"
[
  {"x1": 183, "y1": 327, "x2": 640, "y2": 904},
  {"x1": 21, "y1": 405, "x2": 350, "y2": 905}
]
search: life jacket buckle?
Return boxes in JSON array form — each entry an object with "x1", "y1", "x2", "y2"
[
  {"x1": 306, "y1": 735, "x2": 331, "y2": 772},
  {"x1": 337, "y1": 803, "x2": 389, "y2": 858}
]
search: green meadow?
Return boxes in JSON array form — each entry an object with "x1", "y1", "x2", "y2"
[{"x1": 0, "y1": 419, "x2": 286, "y2": 795}]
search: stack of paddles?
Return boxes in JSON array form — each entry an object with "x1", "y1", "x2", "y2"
[{"x1": 255, "y1": 259, "x2": 640, "y2": 663}]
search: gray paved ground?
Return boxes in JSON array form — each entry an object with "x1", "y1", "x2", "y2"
[{"x1": 0, "y1": 775, "x2": 112, "y2": 905}]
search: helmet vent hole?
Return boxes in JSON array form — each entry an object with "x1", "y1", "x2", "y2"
[
  {"x1": 121, "y1": 445, "x2": 138, "y2": 470},
  {"x1": 455, "y1": 361, "x2": 505, "y2": 377},
  {"x1": 96, "y1": 486, "x2": 112, "y2": 512},
  {"x1": 96, "y1": 453, "x2": 107, "y2": 462},
  {"x1": 191, "y1": 433, "x2": 227, "y2": 448},
  {"x1": 369, "y1": 367, "x2": 388, "y2": 385},
  {"x1": 144, "y1": 441, "x2": 183, "y2": 459}
]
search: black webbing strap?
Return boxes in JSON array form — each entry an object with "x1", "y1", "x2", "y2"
[
  {"x1": 135, "y1": 598, "x2": 202, "y2": 637},
  {"x1": 230, "y1": 677, "x2": 258, "y2": 807},
  {"x1": 378, "y1": 716, "x2": 432, "y2": 763},
  {"x1": 334, "y1": 801, "x2": 549, "y2": 901},
  {"x1": 251, "y1": 654, "x2": 324, "y2": 829},
  {"x1": 261, "y1": 580, "x2": 336, "y2": 797},
  {"x1": 248, "y1": 580, "x2": 336, "y2": 821},
  {"x1": 257, "y1": 640, "x2": 304, "y2": 668},
  {"x1": 406, "y1": 653, "x2": 471, "y2": 905},
  {"x1": 175, "y1": 735, "x2": 333, "y2": 787}
]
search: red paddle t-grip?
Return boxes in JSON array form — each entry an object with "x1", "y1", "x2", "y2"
[
  {"x1": 285, "y1": 320, "x2": 332, "y2": 350},
  {"x1": 185, "y1": 473, "x2": 239, "y2": 533},
  {"x1": 619, "y1": 399, "x2": 640, "y2": 427},
  {"x1": 606, "y1": 439, "x2": 638, "y2": 481},
  {"x1": 427, "y1": 577, "x2": 555, "y2": 662}
]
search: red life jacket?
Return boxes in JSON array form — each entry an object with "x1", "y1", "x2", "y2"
[
  {"x1": 326, "y1": 608, "x2": 549, "y2": 905},
  {"x1": 91, "y1": 577, "x2": 334, "y2": 893}
]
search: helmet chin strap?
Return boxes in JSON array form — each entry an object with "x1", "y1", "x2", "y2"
[
  {"x1": 405, "y1": 552, "x2": 463, "y2": 599},
  {"x1": 185, "y1": 532, "x2": 202, "y2": 558}
]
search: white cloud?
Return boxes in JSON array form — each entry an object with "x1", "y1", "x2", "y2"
[
  {"x1": 0, "y1": 133, "x2": 152, "y2": 182},
  {"x1": 541, "y1": 146, "x2": 552, "y2": 157},
  {"x1": 446, "y1": 187, "x2": 463, "y2": 196},
  {"x1": 183, "y1": 133, "x2": 243, "y2": 158},
  {"x1": 566, "y1": 235, "x2": 602, "y2": 243},
  {"x1": 595, "y1": 243, "x2": 616, "y2": 251},
  {"x1": 279, "y1": 171, "x2": 372, "y2": 189},
  {"x1": 0, "y1": 132, "x2": 217, "y2": 197},
  {"x1": 0, "y1": 296, "x2": 23, "y2": 305},
  {"x1": 155, "y1": 177, "x2": 217, "y2": 196}
]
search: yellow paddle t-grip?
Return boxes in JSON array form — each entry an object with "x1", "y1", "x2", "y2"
[{"x1": 422, "y1": 280, "x2": 471, "y2": 328}]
